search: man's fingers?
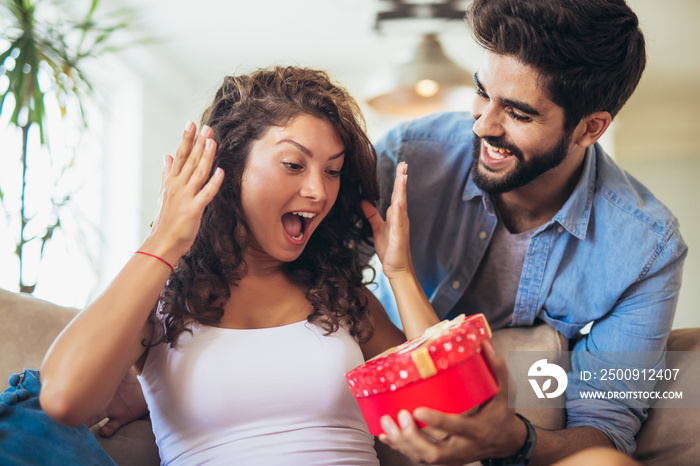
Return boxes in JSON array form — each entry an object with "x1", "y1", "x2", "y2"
[
  {"x1": 414, "y1": 408, "x2": 481, "y2": 439},
  {"x1": 395, "y1": 410, "x2": 445, "y2": 463},
  {"x1": 98, "y1": 418, "x2": 124, "y2": 438},
  {"x1": 482, "y1": 340, "x2": 510, "y2": 397},
  {"x1": 85, "y1": 410, "x2": 107, "y2": 429}
]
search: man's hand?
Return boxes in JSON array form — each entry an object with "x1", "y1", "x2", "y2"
[
  {"x1": 85, "y1": 367, "x2": 148, "y2": 437},
  {"x1": 378, "y1": 340, "x2": 527, "y2": 465}
]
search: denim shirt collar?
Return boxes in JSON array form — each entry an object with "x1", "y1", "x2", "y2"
[{"x1": 462, "y1": 144, "x2": 597, "y2": 239}]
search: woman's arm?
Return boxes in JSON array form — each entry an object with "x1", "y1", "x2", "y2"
[
  {"x1": 361, "y1": 162, "x2": 439, "y2": 341},
  {"x1": 40, "y1": 122, "x2": 223, "y2": 426},
  {"x1": 358, "y1": 287, "x2": 406, "y2": 360}
]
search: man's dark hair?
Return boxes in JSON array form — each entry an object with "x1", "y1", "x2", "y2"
[{"x1": 465, "y1": 0, "x2": 646, "y2": 131}]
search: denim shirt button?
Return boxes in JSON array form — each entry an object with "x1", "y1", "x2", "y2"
[
  {"x1": 558, "y1": 226, "x2": 564, "y2": 233},
  {"x1": 479, "y1": 231, "x2": 487, "y2": 240},
  {"x1": 452, "y1": 280, "x2": 461, "y2": 290}
]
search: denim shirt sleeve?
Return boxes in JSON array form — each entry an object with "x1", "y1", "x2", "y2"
[
  {"x1": 545, "y1": 147, "x2": 690, "y2": 454},
  {"x1": 565, "y1": 223, "x2": 687, "y2": 455}
]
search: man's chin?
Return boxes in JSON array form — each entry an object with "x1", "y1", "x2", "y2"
[{"x1": 472, "y1": 165, "x2": 516, "y2": 195}]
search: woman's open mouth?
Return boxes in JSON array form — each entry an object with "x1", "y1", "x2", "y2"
[{"x1": 281, "y1": 211, "x2": 317, "y2": 242}]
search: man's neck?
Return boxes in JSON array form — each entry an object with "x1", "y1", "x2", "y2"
[{"x1": 495, "y1": 147, "x2": 587, "y2": 234}]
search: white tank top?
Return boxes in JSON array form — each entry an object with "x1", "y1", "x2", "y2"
[{"x1": 138, "y1": 321, "x2": 378, "y2": 465}]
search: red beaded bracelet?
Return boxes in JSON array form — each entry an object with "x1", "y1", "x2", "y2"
[{"x1": 135, "y1": 251, "x2": 174, "y2": 272}]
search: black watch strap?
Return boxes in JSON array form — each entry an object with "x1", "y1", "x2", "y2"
[{"x1": 480, "y1": 413, "x2": 537, "y2": 466}]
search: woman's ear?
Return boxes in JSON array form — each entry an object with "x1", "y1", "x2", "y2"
[{"x1": 574, "y1": 111, "x2": 612, "y2": 148}]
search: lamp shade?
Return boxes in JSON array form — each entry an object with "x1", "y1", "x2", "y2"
[{"x1": 366, "y1": 33, "x2": 473, "y2": 116}]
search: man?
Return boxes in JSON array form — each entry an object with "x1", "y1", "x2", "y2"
[{"x1": 369, "y1": 0, "x2": 687, "y2": 464}]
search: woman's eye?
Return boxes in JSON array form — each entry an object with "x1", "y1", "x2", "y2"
[
  {"x1": 325, "y1": 170, "x2": 341, "y2": 179},
  {"x1": 283, "y1": 162, "x2": 303, "y2": 171}
]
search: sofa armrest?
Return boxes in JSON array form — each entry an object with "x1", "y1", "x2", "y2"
[
  {"x1": 0, "y1": 288, "x2": 78, "y2": 383},
  {"x1": 633, "y1": 328, "x2": 700, "y2": 465}
]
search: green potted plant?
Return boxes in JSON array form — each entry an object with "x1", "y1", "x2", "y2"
[{"x1": 0, "y1": 0, "x2": 137, "y2": 293}]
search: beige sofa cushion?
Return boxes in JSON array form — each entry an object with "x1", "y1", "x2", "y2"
[
  {"x1": 0, "y1": 288, "x2": 77, "y2": 383},
  {"x1": 634, "y1": 328, "x2": 700, "y2": 465},
  {"x1": 491, "y1": 322, "x2": 568, "y2": 431}
]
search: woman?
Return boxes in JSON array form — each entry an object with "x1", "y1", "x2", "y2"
[{"x1": 40, "y1": 66, "x2": 438, "y2": 465}]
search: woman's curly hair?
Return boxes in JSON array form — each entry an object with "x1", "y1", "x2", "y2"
[{"x1": 151, "y1": 66, "x2": 379, "y2": 346}]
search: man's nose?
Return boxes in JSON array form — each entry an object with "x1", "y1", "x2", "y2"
[{"x1": 472, "y1": 100, "x2": 505, "y2": 139}]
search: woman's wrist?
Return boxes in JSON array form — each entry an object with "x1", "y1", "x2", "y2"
[{"x1": 138, "y1": 234, "x2": 187, "y2": 271}]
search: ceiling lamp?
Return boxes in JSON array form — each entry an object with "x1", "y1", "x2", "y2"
[
  {"x1": 366, "y1": 33, "x2": 472, "y2": 116},
  {"x1": 366, "y1": 0, "x2": 473, "y2": 116}
]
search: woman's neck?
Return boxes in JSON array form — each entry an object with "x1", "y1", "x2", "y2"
[{"x1": 218, "y1": 263, "x2": 311, "y2": 330}]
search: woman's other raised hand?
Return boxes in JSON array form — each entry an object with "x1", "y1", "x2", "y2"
[
  {"x1": 143, "y1": 122, "x2": 224, "y2": 266},
  {"x1": 361, "y1": 161, "x2": 411, "y2": 280}
]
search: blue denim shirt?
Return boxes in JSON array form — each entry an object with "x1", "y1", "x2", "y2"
[{"x1": 371, "y1": 112, "x2": 687, "y2": 455}]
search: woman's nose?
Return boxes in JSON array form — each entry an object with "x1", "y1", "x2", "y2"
[{"x1": 300, "y1": 171, "x2": 327, "y2": 202}]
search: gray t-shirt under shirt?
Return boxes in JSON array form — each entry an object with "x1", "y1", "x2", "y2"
[{"x1": 455, "y1": 219, "x2": 534, "y2": 330}]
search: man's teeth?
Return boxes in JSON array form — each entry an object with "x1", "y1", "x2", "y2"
[{"x1": 484, "y1": 141, "x2": 512, "y2": 159}]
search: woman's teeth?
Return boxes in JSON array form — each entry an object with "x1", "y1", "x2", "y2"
[
  {"x1": 484, "y1": 141, "x2": 512, "y2": 160},
  {"x1": 290, "y1": 212, "x2": 317, "y2": 241},
  {"x1": 293, "y1": 212, "x2": 317, "y2": 219}
]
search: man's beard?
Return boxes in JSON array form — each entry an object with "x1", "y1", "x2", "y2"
[{"x1": 470, "y1": 131, "x2": 572, "y2": 195}]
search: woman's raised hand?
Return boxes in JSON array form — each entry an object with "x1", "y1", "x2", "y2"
[
  {"x1": 361, "y1": 161, "x2": 412, "y2": 280},
  {"x1": 363, "y1": 162, "x2": 439, "y2": 338},
  {"x1": 144, "y1": 122, "x2": 224, "y2": 265}
]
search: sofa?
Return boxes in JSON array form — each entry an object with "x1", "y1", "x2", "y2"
[{"x1": 1, "y1": 287, "x2": 698, "y2": 465}]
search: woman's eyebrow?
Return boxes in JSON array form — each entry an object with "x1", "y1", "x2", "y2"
[{"x1": 278, "y1": 139, "x2": 345, "y2": 159}]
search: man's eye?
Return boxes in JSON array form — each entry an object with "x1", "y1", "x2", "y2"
[
  {"x1": 507, "y1": 109, "x2": 532, "y2": 122},
  {"x1": 475, "y1": 88, "x2": 488, "y2": 99}
]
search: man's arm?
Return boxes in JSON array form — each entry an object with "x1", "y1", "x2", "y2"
[
  {"x1": 84, "y1": 365, "x2": 148, "y2": 437},
  {"x1": 378, "y1": 341, "x2": 614, "y2": 465}
]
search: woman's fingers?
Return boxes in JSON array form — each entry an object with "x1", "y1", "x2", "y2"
[
  {"x1": 390, "y1": 161, "x2": 408, "y2": 208},
  {"x1": 179, "y1": 125, "x2": 213, "y2": 182},
  {"x1": 190, "y1": 138, "x2": 217, "y2": 191},
  {"x1": 160, "y1": 154, "x2": 174, "y2": 193},
  {"x1": 170, "y1": 121, "x2": 197, "y2": 176},
  {"x1": 361, "y1": 200, "x2": 385, "y2": 241},
  {"x1": 195, "y1": 166, "x2": 225, "y2": 207},
  {"x1": 389, "y1": 161, "x2": 408, "y2": 231},
  {"x1": 167, "y1": 122, "x2": 218, "y2": 196}
]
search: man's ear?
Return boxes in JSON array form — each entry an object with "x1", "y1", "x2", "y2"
[{"x1": 574, "y1": 111, "x2": 612, "y2": 148}]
